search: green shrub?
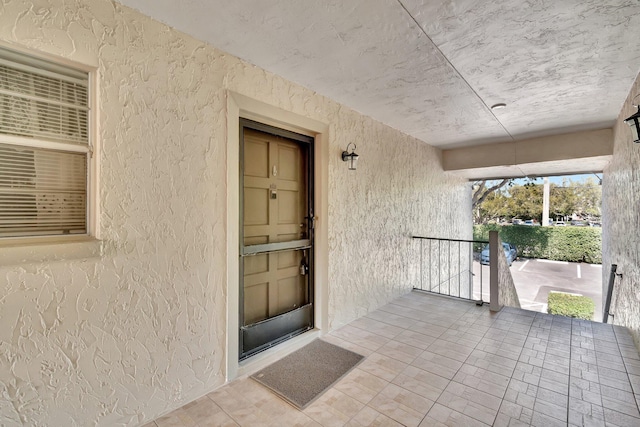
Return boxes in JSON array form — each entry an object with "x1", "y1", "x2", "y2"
[
  {"x1": 547, "y1": 292, "x2": 595, "y2": 320},
  {"x1": 473, "y1": 225, "x2": 601, "y2": 263}
]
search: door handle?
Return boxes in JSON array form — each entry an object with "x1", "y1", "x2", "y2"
[{"x1": 300, "y1": 260, "x2": 309, "y2": 276}]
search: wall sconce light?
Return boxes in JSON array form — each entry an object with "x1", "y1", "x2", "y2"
[
  {"x1": 624, "y1": 105, "x2": 640, "y2": 143},
  {"x1": 341, "y1": 143, "x2": 359, "y2": 170}
]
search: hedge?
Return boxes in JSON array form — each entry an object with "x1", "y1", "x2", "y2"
[
  {"x1": 547, "y1": 292, "x2": 595, "y2": 320},
  {"x1": 473, "y1": 224, "x2": 601, "y2": 263}
]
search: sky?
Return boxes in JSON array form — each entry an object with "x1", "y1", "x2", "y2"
[{"x1": 512, "y1": 173, "x2": 602, "y2": 186}]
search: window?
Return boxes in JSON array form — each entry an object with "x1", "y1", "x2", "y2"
[{"x1": 0, "y1": 47, "x2": 91, "y2": 240}]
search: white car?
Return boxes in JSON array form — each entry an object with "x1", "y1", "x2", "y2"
[
  {"x1": 555, "y1": 221, "x2": 566, "y2": 226},
  {"x1": 480, "y1": 242, "x2": 518, "y2": 266}
]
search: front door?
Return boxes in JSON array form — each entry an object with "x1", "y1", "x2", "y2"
[{"x1": 240, "y1": 119, "x2": 314, "y2": 360}]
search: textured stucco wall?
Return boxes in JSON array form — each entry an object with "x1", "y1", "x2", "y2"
[
  {"x1": 0, "y1": 1, "x2": 471, "y2": 425},
  {"x1": 328, "y1": 117, "x2": 472, "y2": 329},
  {"x1": 602, "y1": 73, "x2": 640, "y2": 350}
]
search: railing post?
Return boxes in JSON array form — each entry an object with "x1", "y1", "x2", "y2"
[
  {"x1": 438, "y1": 240, "x2": 441, "y2": 294},
  {"x1": 489, "y1": 230, "x2": 500, "y2": 312},
  {"x1": 468, "y1": 241, "x2": 473, "y2": 300},
  {"x1": 448, "y1": 240, "x2": 451, "y2": 296},
  {"x1": 428, "y1": 239, "x2": 432, "y2": 291},
  {"x1": 420, "y1": 239, "x2": 423, "y2": 291},
  {"x1": 458, "y1": 241, "x2": 461, "y2": 298}
]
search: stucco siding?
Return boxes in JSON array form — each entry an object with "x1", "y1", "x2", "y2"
[
  {"x1": 602, "y1": 73, "x2": 640, "y2": 350},
  {"x1": 0, "y1": 1, "x2": 471, "y2": 425},
  {"x1": 328, "y1": 120, "x2": 472, "y2": 329}
]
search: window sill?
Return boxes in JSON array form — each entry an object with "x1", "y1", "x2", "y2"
[{"x1": 0, "y1": 236, "x2": 103, "y2": 266}]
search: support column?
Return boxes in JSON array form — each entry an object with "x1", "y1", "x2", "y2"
[{"x1": 542, "y1": 177, "x2": 550, "y2": 226}]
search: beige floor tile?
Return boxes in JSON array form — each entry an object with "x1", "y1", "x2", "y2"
[
  {"x1": 334, "y1": 368, "x2": 390, "y2": 404},
  {"x1": 207, "y1": 386, "x2": 272, "y2": 426},
  {"x1": 422, "y1": 403, "x2": 491, "y2": 426},
  {"x1": 391, "y1": 365, "x2": 449, "y2": 401},
  {"x1": 411, "y1": 350, "x2": 463, "y2": 380},
  {"x1": 377, "y1": 340, "x2": 423, "y2": 364},
  {"x1": 439, "y1": 329, "x2": 483, "y2": 347},
  {"x1": 183, "y1": 398, "x2": 225, "y2": 424},
  {"x1": 228, "y1": 379, "x2": 300, "y2": 418},
  {"x1": 207, "y1": 387, "x2": 247, "y2": 415},
  {"x1": 428, "y1": 339, "x2": 475, "y2": 358},
  {"x1": 345, "y1": 406, "x2": 404, "y2": 427},
  {"x1": 144, "y1": 292, "x2": 640, "y2": 427},
  {"x1": 392, "y1": 330, "x2": 437, "y2": 350},
  {"x1": 321, "y1": 334, "x2": 374, "y2": 357},
  {"x1": 368, "y1": 384, "x2": 434, "y2": 427},
  {"x1": 194, "y1": 411, "x2": 240, "y2": 427},
  {"x1": 224, "y1": 407, "x2": 273, "y2": 427},
  {"x1": 365, "y1": 310, "x2": 417, "y2": 330},
  {"x1": 332, "y1": 325, "x2": 391, "y2": 352},
  {"x1": 465, "y1": 350, "x2": 517, "y2": 377},
  {"x1": 314, "y1": 388, "x2": 365, "y2": 419},
  {"x1": 304, "y1": 398, "x2": 353, "y2": 427},
  {"x1": 182, "y1": 396, "x2": 211, "y2": 411},
  {"x1": 452, "y1": 363, "x2": 511, "y2": 398},
  {"x1": 155, "y1": 408, "x2": 196, "y2": 427},
  {"x1": 437, "y1": 382, "x2": 501, "y2": 425},
  {"x1": 266, "y1": 409, "x2": 321, "y2": 427},
  {"x1": 358, "y1": 353, "x2": 408, "y2": 382},
  {"x1": 407, "y1": 321, "x2": 448, "y2": 338},
  {"x1": 350, "y1": 317, "x2": 405, "y2": 339}
]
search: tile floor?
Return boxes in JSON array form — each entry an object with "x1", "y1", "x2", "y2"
[{"x1": 143, "y1": 291, "x2": 640, "y2": 426}]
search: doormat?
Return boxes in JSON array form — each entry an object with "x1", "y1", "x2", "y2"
[{"x1": 251, "y1": 339, "x2": 364, "y2": 409}]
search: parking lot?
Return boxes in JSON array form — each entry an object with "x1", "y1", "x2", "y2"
[{"x1": 473, "y1": 258, "x2": 603, "y2": 321}]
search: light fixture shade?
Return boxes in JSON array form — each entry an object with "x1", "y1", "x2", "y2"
[
  {"x1": 342, "y1": 143, "x2": 359, "y2": 170},
  {"x1": 348, "y1": 153, "x2": 359, "y2": 170},
  {"x1": 624, "y1": 105, "x2": 640, "y2": 143}
]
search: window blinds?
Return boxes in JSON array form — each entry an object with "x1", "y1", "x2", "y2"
[
  {"x1": 0, "y1": 49, "x2": 89, "y2": 238},
  {"x1": 0, "y1": 57, "x2": 89, "y2": 145}
]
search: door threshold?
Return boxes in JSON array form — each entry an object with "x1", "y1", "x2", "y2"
[{"x1": 234, "y1": 328, "x2": 321, "y2": 380}]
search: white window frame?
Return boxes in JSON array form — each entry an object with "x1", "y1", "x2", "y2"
[{"x1": 0, "y1": 45, "x2": 99, "y2": 247}]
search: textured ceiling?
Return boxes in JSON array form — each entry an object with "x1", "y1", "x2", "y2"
[{"x1": 116, "y1": 0, "x2": 640, "y2": 149}]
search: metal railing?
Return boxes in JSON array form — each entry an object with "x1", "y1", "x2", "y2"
[
  {"x1": 413, "y1": 236, "x2": 489, "y2": 303},
  {"x1": 604, "y1": 264, "x2": 622, "y2": 323}
]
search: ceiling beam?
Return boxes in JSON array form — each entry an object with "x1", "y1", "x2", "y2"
[{"x1": 442, "y1": 128, "x2": 613, "y2": 179}]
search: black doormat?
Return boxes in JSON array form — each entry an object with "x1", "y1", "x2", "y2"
[{"x1": 251, "y1": 339, "x2": 364, "y2": 409}]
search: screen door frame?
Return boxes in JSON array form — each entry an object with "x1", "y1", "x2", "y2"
[{"x1": 239, "y1": 118, "x2": 315, "y2": 360}]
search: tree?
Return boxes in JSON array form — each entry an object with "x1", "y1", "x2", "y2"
[
  {"x1": 573, "y1": 177, "x2": 602, "y2": 218},
  {"x1": 478, "y1": 190, "x2": 510, "y2": 223},
  {"x1": 472, "y1": 179, "x2": 510, "y2": 209},
  {"x1": 507, "y1": 183, "x2": 543, "y2": 221},
  {"x1": 549, "y1": 177, "x2": 601, "y2": 220},
  {"x1": 472, "y1": 178, "x2": 540, "y2": 223},
  {"x1": 473, "y1": 176, "x2": 602, "y2": 225},
  {"x1": 550, "y1": 179, "x2": 577, "y2": 219}
]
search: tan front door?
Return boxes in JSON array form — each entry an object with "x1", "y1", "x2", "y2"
[{"x1": 240, "y1": 120, "x2": 313, "y2": 359}]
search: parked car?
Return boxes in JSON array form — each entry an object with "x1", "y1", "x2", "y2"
[
  {"x1": 555, "y1": 221, "x2": 566, "y2": 226},
  {"x1": 480, "y1": 242, "x2": 518, "y2": 266}
]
